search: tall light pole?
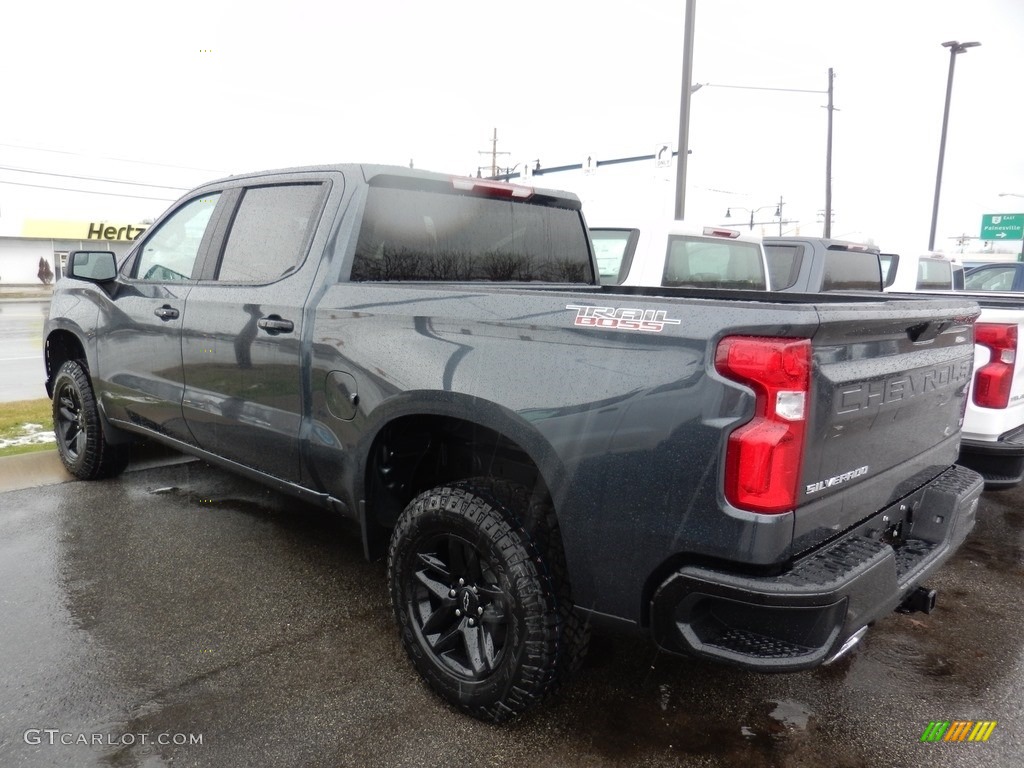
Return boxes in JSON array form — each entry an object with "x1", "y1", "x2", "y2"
[
  {"x1": 824, "y1": 68, "x2": 834, "y2": 237},
  {"x1": 674, "y1": 0, "x2": 697, "y2": 221},
  {"x1": 928, "y1": 40, "x2": 981, "y2": 252}
]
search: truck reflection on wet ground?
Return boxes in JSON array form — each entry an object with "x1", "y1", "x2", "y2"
[{"x1": 3, "y1": 460, "x2": 1022, "y2": 767}]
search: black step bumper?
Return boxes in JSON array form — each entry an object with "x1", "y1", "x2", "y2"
[
  {"x1": 958, "y1": 427, "x2": 1024, "y2": 490},
  {"x1": 649, "y1": 465, "x2": 983, "y2": 671}
]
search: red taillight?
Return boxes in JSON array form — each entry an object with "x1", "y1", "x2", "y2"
[
  {"x1": 715, "y1": 336, "x2": 811, "y2": 514},
  {"x1": 973, "y1": 323, "x2": 1017, "y2": 409},
  {"x1": 450, "y1": 177, "x2": 534, "y2": 199}
]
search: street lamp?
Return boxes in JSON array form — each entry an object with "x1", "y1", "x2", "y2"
[
  {"x1": 928, "y1": 40, "x2": 981, "y2": 252},
  {"x1": 725, "y1": 199, "x2": 784, "y2": 234}
]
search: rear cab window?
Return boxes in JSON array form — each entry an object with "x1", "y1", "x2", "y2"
[
  {"x1": 662, "y1": 235, "x2": 766, "y2": 290},
  {"x1": 350, "y1": 177, "x2": 593, "y2": 283},
  {"x1": 822, "y1": 249, "x2": 882, "y2": 291},
  {"x1": 916, "y1": 257, "x2": 954, "y2": 290}
]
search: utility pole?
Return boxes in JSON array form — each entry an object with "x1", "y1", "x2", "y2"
[
  {"x1": 693, "y1": 71, "x2": 835, "y2": 238},
  {"x1": 478, "y1": 128, "x2": 511, "y2": 179},
  {"x1": 674, "y1": 0, "x2": 697, "y2": 221},
  {"x1": 824, "y1": 68, "x2": 834, "y2": 238}
]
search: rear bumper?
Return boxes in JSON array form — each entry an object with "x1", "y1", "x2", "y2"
[
  {"x1": 650, "y1": 464, "x2": 983, "y2": 671},
  {"x1": 958, "y1": 426, "x2": 1024, "y2": 490}
]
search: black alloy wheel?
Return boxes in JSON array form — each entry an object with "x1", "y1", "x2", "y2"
[
  {"x1": 51, "y1": 360, "x2": 129, "y2": 480},
  {"x1": 54, "y1": 376, "x2": 87, "y2": 464},
  {"x1": 388, "y1": 479, "x2": 565, "y2": 722},
  {"x1": 408, "y1": 531, "x2": 511, "y2": 680}
]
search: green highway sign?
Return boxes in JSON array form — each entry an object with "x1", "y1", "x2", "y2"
[{"x1": 980, "y1": 213, "x2": 1024, "y2": 241}]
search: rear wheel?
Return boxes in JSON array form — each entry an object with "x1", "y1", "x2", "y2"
[
  {"x1": 52, "y1": 360, "x2": 129, "y2": 480},
  {"x1": 388, "y1": 478, "x2": 585, "y2": 722}
]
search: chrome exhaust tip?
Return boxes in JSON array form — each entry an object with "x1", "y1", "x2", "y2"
[{"x1": 823, "y1": 626, "x2": 869, "y2": 666}]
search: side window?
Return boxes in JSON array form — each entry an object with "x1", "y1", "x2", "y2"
[
  {"x1": 134, "y1": 195, "x2": 220, "y2": 281},
  {"x1": 590, "y1": 229, "x2": 636, "y2": 285},
  {"x1": 965, "y1": 266, "x2": 1015, "y2": 292},
  {"x1": 217, "y1": 184, "x2": 324, "y2": 283},
  {"x1": 764, "y1": 244, "x2": 804, "y2": 290}
]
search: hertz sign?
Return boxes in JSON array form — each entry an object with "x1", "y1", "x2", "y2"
[{"x1": 21, "y1": 220, "x2": 148, "y2": 241}]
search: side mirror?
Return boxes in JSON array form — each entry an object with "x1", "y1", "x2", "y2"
[{"x1": 67, "y1": 250, "x2": 117, "y2": 282}]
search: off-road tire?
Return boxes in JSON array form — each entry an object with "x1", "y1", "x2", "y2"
[
  {"x1": 387, "y1": 478, "x2": 588, "y2": 722},
  {"x1": 52, "y1": 360, "x2": 129, "y2": 480}
]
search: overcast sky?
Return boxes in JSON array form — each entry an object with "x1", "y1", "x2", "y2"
[{"x1": 2, "y1": 0, "x2": 1023, "y2": 257}]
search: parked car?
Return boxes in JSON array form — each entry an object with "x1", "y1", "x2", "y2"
[
  {"x1": 964, "y1": 262, "x2": 1024, "y2": 293},
  {"x1": 589, "y1": 221, "x2": 770, "y2": 289}
]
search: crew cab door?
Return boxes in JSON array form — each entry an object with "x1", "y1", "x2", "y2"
[
  {"x1": 96, "y1": 193, "x2": 225, "y2": 442},
  {"x1": 180, "y1": 178, "x2": 333, "y2": 483}
]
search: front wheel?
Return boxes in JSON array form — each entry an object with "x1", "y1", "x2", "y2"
[
  {"x1": 387, "y1": 480, "x2": 566, "y2": 722},
  {"x1": 52, "y1": 360, "x2": 129, "y2": 480}
]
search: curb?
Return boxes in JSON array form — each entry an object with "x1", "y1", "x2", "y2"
[
  {"x1": 0, "y1": 443, "x2": 197, "y2": 494},
  {"x1": 0, "y1": 450, "x2": 74, "y2": 492}
]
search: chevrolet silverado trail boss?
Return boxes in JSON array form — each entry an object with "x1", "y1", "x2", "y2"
[{"x1": 45, "y1": 164, "x2": 984, "y2": 722}]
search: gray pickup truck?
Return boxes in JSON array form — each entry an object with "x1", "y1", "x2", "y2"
[
  {"x1": 764, "y1": 236, "x2": 884, "y2": 292},
  {"x1": 45, "y1": 164, "x2": 983, "y2": 722}
]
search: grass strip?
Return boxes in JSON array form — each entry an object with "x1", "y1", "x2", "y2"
[{"x1": 0, "y1": 398, "x2": 54, "y2": 458}]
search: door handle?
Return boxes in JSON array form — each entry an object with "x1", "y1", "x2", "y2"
[
  {"x1": 257, "y1": 315, "x2": 294, "y2": 334},
  {"x1": 154, "y1": 305, "x2": 179, "y2": 320}
]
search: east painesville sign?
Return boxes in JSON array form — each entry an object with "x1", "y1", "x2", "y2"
[{"x1": 980, "y1": 213, "x2": 1024, "y2": 241}]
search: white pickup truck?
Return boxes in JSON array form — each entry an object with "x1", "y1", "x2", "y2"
[
  {"x1": 882, "y1": 252, "x2": 965, "y2": 292},
  {"x1": 954, "y1": 294, "x2": 1024, "y2": 489},
  {"x1": 589, "y1": 221, "x2": 770, "y2": 289}
]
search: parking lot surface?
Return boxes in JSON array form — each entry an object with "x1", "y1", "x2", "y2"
[{"x1": 0, "y1": 456, "x2": 1022, "y2": 767}]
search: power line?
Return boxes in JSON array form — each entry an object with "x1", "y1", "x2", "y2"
[
  {"x1": 0, "y1": 178, "x2": 178, "y2": 201},
  {"x1": 0, "y1": 164, "x2": 191, "y2": 191},
  {"x1": 0, "y1": 140, "x2": 225, "y2": 174},
  {"x1": 699, "y1": 82, "x2": 827, "y2": 94}
]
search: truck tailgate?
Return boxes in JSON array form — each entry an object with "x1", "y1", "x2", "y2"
[{"x1": 794, "y1": 297, "x2": 978, "y2": 550}]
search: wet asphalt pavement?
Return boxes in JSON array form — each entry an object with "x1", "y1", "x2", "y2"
[
  {"x1": 0, "y1": 457, "x2": 1022, "y2": 768},
  {"x1": 0, "y1": 300, "x2": 48, "y2": 403}
]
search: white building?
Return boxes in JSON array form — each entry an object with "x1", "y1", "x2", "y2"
[{"x1": 0, "y1": 219, "x2": 146, "y2": 284}]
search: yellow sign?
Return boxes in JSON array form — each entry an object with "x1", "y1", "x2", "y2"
[{"x1": 21, "y1": 220, "x2": 148, "y2": 241}]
